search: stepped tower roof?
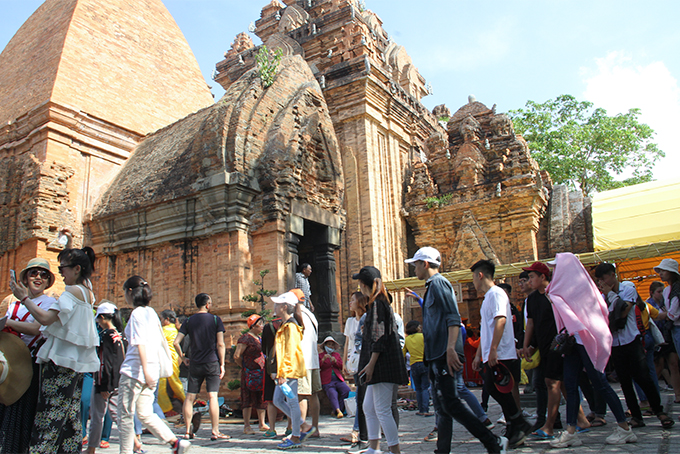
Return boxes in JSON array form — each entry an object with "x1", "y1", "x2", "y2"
[{"x1": 0, "y1": 0, "x2": 214, "y2": 135}]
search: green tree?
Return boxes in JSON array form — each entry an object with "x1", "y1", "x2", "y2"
[
  {"x1": 242, "y1": 269, "x2": 276, "y2": 315},
  {"x1": 509, "y1": 95, "x2": 664, "y2": 195}
]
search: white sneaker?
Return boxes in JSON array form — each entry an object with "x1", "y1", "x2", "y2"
[
  {"x1": 497, "y1": 416, "x2": 506, "y2": 425},
  {"x1": 606, "y1": 426, "x2": 637, "y2": 444},
  {"x1": 172, "y1": 438, "x2": 191, "y2": 454},
  {"x1": 550, "y1": 431, "x2": 582, "y2": 448},
  {"x1": 522, "y1": 410, "x2": 537, "y2": 419},
  {"x1": 498, "y1": 436, "x2": 509, "y2": 454}
]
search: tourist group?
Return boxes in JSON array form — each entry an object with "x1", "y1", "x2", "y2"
[{"x1": 1, "y1": 234, "x2": 679, "y2": 454}]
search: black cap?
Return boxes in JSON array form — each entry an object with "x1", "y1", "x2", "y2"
[{"x1": 352, "y1": 266, "x2": 381, "y2": 284}]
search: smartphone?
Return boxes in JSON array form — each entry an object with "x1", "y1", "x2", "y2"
[
  {"x1": 9, "y1": 270, "x2": 16, "y2": 283},
  {"x1": 358, "y1": 372, "x2": 367, "y2": 386}
]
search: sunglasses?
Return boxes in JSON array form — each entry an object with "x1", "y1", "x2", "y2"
[
  {"x1": 27, "y1": 269, "x2": 51, "y2": 280},
  {"x1": 58, "y1": 264, "x2": 77, "y2": 272}
]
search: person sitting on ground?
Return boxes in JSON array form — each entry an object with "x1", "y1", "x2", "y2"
[{"x1": 319, "y1": 336, "x2": 351, "y2": 418}]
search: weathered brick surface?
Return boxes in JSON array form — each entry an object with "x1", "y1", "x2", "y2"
[{"x1": 0, "y1": 0, "x2": 213, "y2": 136}]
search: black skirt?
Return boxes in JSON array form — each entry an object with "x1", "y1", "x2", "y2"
[{"x1": 0, "y1": 361, "x2": 40, "y2": 453}]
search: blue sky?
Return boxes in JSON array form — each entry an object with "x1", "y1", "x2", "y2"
[{"x1": 2, "y1": 0, "x2": 679, "y2": 181}]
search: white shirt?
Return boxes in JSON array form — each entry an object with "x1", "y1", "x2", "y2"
[
  {"x1": 394, "y1": 312, "x2": 405, "y2": 349},
  {"x1": 664, "y1": 286, "x2": 680, "y2": 326},
  {"x1": 4, "y1": 294, "x2": 55, "y2": 348},
  {"x1": 299, "y1": 305, "x2": 319, "y2": 369},
  {"x1": 607, "y1": 280, "x2": 640, "y2": 347},
  {"x1": 36, "y1": 285, "x2": 100, "y2": 373},
  {"x1": 479, "y1": 285, "x2": 517, "y2": 362},
  {"x1": 343, "y1": 316, "x2": 360, "y2": 362},
  {"x1": 120, "y1": 306, "x2": 164, "y2": 382}
]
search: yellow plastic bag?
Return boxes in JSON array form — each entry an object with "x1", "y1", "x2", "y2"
[{"x1": 521, "y1": 349, "x2": 540, "y2": 371}]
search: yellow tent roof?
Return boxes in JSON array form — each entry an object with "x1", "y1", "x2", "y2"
[{"x1": 592, "y1": 178, "x2": 680, "y2": 251}]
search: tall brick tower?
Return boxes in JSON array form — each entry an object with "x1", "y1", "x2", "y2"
[
  {"x1": 215, "y1": 0, "x2": 442, "y2": 313},
  {"x1": 0, "y1": 0, "x2": 214, "y2": 292}
]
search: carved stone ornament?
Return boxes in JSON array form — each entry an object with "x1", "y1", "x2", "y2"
[
  {"x1": 490, "y1": 114, "x2": 515, "y2": 137},
  {"x1": 278, "y1": 4, "x2": 310, "y2": 34}
]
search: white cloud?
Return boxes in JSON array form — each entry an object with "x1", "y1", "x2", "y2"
[{"x1": 581, "y1": 51, "x2": 680, "y2": 181}]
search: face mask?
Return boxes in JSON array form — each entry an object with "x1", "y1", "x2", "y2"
[{"x1": 324, "y1": 345, "x2": 335, "y2": 354}]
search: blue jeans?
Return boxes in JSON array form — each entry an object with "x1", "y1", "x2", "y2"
[
  {"x1": 273, "y1": 379, "x2": 301, "y2": 437},
  {"x1": 564, "y1": 343, "x2": 626, "y2": 426},
  {"x1": 673, "y1": 326, "x2": 680, "y2": 361},
  {"x1": 456, "y1": 373, "x2": 487, "y2": 422},
  {"x1": 410, "y1": 362, "x2": 430, "y2": 413},
  {"x1": 81, "y1": 373, "x2": 93, "y2": 439}
]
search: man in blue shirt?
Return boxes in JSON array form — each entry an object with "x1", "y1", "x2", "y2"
[{"x1": 405, "y1": 247, "x2": 507, "y2": 454}]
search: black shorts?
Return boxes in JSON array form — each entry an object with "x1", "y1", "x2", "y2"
[
  {"x1": 540, "y1": 349, "x2": 564, "y2": 381},
  {"x1": 188, "y1": 361, "x2": 221, "y2": 394}
]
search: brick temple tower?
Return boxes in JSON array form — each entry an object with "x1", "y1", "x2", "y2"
[
  {"x1": 0, "y1": 0, "x2": 214, "y2": 292},
  {"x1": 214, "y1": 0, "x2": 443, "y2": 314}
]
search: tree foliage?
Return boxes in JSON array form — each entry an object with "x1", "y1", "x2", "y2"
[
  {"x1": 255, "y1": 45, "x2": 283, "y2": 88},
  {"x1": 509, "y1": 95, "x2": 664, "y2": 195}
]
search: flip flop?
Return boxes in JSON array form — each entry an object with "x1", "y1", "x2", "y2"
[
  {"x1": 576, "y1": 426, "x2": 591, "y2": 433},
  {"x1": 211, "y1": 432, "x2": 231, "y2": 440},
  {"x1": 300, "y1": 426, "x2": 317, "y2": 442},
  {"x1": 530, "y1": 429, "x2": 555, "y2": 440}
]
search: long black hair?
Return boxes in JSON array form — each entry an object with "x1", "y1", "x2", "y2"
[
  {"x1": 99, "y1": 310, "x2": 125, "y2": 333},
  {"x1": 57, "y1": 247, "x2": 96, "y2": 283},
  {"x1": 123, "y1": 275, "x2": 152, "y2": 307}
]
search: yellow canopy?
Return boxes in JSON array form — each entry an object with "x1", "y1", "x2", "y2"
[{"x1": 592, "y1": 178, "x2": 680, "y2": 251}]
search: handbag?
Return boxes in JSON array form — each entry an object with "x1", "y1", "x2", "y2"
[
  {"x1": 346, "y1": 350, "x2": 360, "y2": 375},
  {"x1": 550, "y1": 327, "x2": 575, "y2": 355},
  {"x1": 157, "y1": 319, "x2": 174, "y2": 378},
  {"x1": 244, "y1": 367, "x2": 264, "y2": 391},
  {"x1": 649, "y1": 320, "x2": 665, "y2": 347}
]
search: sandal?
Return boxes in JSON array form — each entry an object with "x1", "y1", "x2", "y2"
[
  {"x1": 243, "y1": 427, "x2": 256, "y2": 435},
  {"x1": 211, "y1": 432, "x2": 231, "y2": 440},
  {"x1": 183, "y1": 432, "x2": 194, "y2": 440},
  {"x1": 658, "y1": 413, "x2": 675, "y2": 429},
  {"x1": 629, "y1": 417, "x2": 645, "y2": 428},
  {"x1": 590, "y1": 417, "x2": 607, "y2": 427},
  {"x1": 263, "y1": 430, "x2": 277, "y2": 438},
  {"x1": 277, "y1": 438, "x2": 302, "y2": 450}
]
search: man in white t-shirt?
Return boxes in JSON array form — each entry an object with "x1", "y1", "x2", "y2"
[
  {"x1": 471, "y1": 259, "x2": 531, "y2": 449},
  {"x1": 291, "y1": 288, "x2": 321, "y2": 439},
  {"x1": 594, "y1": 263, "x2": 671, "y2": 429}
]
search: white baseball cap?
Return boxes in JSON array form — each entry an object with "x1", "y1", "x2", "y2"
[
  {"x1": 95, "y1": 302, "x2": 117, "y2": 317},
  {"x1": 404, "y1": 247, "x2": 441, "y2": 266},
  {"x1": 270, "y1": 291, "x2": 299, "y2": 306}
]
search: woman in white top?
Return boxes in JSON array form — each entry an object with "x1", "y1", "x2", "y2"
[
  {"x1": 10, "y1": 243, "x2": 100, "y2": 454},
  {"x1": 0, "y1": 258, "x2": 57, "y2": 453},
  {"x1": 117, "y1": 276, "x2": 189, "y2": 454},
  {"x1": 341, "y1": 291, "x2": 368, "y2": 445}
]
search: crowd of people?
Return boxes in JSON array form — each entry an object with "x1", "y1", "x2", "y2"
[{"x1": 0, "y1": 236, "x2": 679, "y2": 454}]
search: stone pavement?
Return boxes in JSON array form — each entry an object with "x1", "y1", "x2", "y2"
[{"x1": 98, "y1": 384, "x2": 678, "y2": 453}]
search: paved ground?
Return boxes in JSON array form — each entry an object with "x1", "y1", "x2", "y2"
[{"x1": 98, "y1": 384, "x2": 678, "y2": 453}]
